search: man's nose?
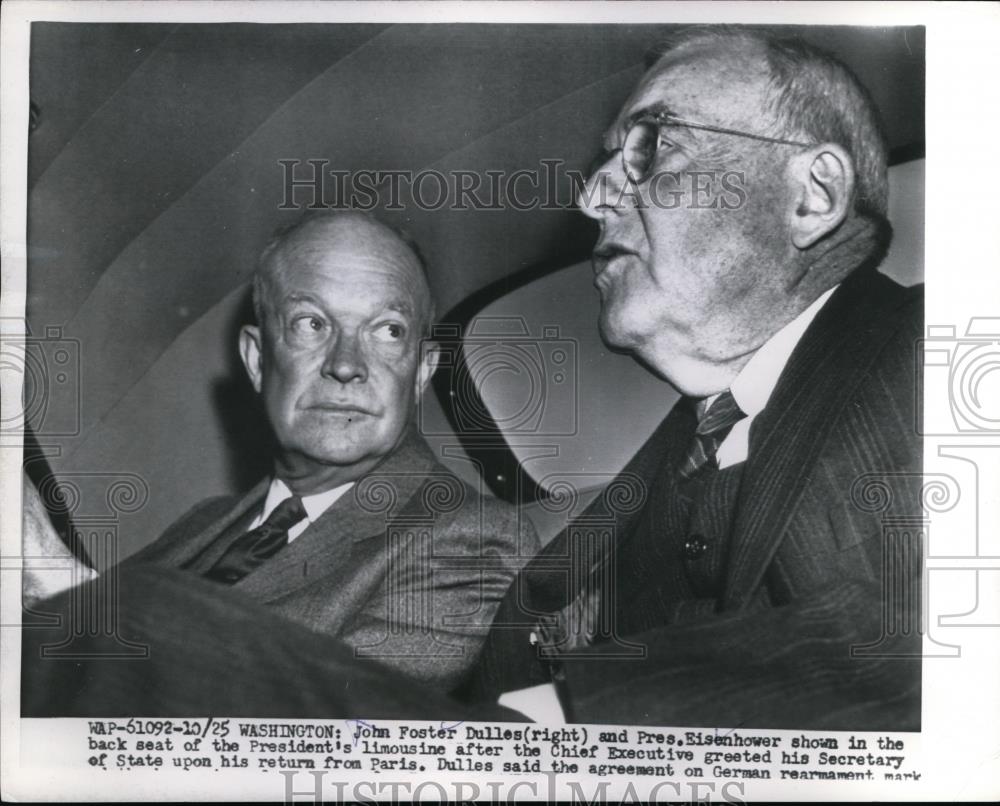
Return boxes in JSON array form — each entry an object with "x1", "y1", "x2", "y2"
[
  {"x1": 577, "y1": 151, "x2": 630, "y2": 220},
  {"x1": 321, "y1": 332, "x2": 368, "y2": 384}
]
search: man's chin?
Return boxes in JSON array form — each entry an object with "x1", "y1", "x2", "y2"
[
  {"x1": 597, "y1": 312, "x2": 636, "y2": 352},
  {"x1": 303, "y1": 439, "x2": 382, "y2": 469},
  {"x1": 279, "y1": 422, "x2": 389, "y2": 468},
  {"x1": 276, "y1": 442, "x2": 389, "y2": 488}
]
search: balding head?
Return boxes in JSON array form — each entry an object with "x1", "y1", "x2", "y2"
[
  {"x1": 253, "y1": 211, "x2": 436, "y2": 337},
  {"x1": 578, "y1": 26, "x2": 890, "y2": 396},
  {"x1": 649, "y1": 27, "x2": 891, "y2": 249}
]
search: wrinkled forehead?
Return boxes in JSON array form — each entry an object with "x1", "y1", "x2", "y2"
[
  {"x1": 285, "y1": 219, "x2": 417, "y2": 272},
  {"x1": 261, "y1": 215, "x2": 433, "y2": 327},
  {"x1": 267, "y1": 218, "x2": 431, "y2": 313},
  {"x1": 607, "y1": 42, "x2": 772, "y2": 146}
]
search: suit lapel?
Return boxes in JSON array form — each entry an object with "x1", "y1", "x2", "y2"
[
  {"x1": 723, "y1": 269, "x2": 916, "y2": 608},
  {"x1": 234, "y1": 426, "x2": 439, "y2": 602},
  {"x1": 172, "y1": 479, "x2": 270, "y2": 570}
]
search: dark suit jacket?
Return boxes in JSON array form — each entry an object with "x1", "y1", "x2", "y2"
[
  {"x1": 466, "y1": 267, "x2": 923, "y2": 730},
  {"x1": 127, "y1": 427, "x2": 539, "y2": 690}
]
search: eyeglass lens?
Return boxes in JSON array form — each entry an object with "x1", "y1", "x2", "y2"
[
  {"x1": 586, "y1": 119, "x2": 660, "y2": 185},
  {"x1": 622, "y1": 120, "x2": 659, "y2": 183}
]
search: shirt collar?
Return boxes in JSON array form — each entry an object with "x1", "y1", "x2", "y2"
[
  {"x1": 261, "y1": 477, "x2": 355, "y2": 524},
  {"x1": 727, "y1": 284, "x2": 839, "y2": 418}
]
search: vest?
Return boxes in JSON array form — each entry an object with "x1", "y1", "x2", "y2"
[{"x1": 606, "y1": 461, "x2": 746, "y2": 639}]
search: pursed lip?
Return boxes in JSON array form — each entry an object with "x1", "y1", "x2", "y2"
[
  {"x1": 305, "y1": 402, "x2": 378, "y2": 417},
  {"x1": 592, "y1": 241, "x2": 637, "y2": 278}
]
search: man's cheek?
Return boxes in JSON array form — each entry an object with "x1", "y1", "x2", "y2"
[{"x1": 372, "y1": 353, "x2": 417, "y2": 386}]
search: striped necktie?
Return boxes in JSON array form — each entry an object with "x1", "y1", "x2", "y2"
[
  {"x1": 204, "y1": 495, "x2": 307, "y2": 584},
  {"x1": 677, "y1": 391, "x2": 747, "y2": 481}
]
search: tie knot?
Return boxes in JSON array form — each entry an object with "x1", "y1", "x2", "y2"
[
  {"x1": 263, "y1": 495, "x2": 307, "y2": 531},
  {"x1": 694, "y1": 391, "x2": 746, "y2": 438}
]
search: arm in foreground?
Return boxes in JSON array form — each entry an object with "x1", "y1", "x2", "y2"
[
  {"x1": 339, "y1": 495, "x2": 541, "y2": 691},
  {"x1": 21, "y1": 563, "x2": 530, "y2": 720},
  {"x1": 21, "y1": 471, "x2": 97, "y2": 607},
  {"x1": 558, "y1": 578, "x2": 921, "y2": 731}
]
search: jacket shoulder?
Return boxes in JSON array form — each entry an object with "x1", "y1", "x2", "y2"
[
  {"x1": 424, "y1": 468, "x2": 541, "y2": 561},
  {"x1": 126, "y1": 494, "x2": 238, "y2": 564},
  {"x1": 859, "y1": 278, "x2": 922, "y2": 386}
]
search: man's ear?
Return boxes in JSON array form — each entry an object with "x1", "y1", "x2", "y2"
[
  {"x1": 414, "y1": 340, "x2": 440, "y2": 400},
  {"x1": 789, "y1": 144, "x2": 855, "y2": 250},
  {"x1": 239, "y1": 324, "x2": 264, "y2": 394}
]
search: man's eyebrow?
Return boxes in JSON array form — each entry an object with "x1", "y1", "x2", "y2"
[
  {"x1": 282, "y1": 291, "x2": 323, "y2": 307},
  {"x1": 384, "y1": 300, "x2": 416, "y2": 318},
  {"x1": 624, "y1": 102, "x2": 675, "y2": 129},
  {"x1": 277, "y1": 290, "x2": 417, "y2": 315}
]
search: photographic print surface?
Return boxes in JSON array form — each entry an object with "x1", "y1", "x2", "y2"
[{"x1": 2, "y1": 2, "x2": 998, "y2": 803}]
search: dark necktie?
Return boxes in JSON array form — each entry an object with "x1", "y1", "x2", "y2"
[
  {"x1": 204, "y1": 495, "x2": 307, "y2": 584},
  {"x1": 677, "y1": 391, "x2": 747, "y2": 481}
]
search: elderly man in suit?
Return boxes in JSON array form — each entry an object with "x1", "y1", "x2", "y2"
[
  {"x1": 24, "y1": 28, "x2": 921, "y2": 728},
  {"x1": 25, "y1": 210, "x2": 535, "y2": 693},
  {"x1": 467, "y1": 26, "x2": 923, "y2": 730}
]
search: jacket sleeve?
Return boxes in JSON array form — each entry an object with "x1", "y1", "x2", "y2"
[
  {"x1": 557, "y1": 576, "x2": 921, "y2": 731},
  {"x1": 339, "y1": 491, "x2": 541, "y2": 691}
]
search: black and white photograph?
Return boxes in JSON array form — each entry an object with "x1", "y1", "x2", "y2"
[{"x1": 2, "y1": 1, "x2": 998, "y2": 802}]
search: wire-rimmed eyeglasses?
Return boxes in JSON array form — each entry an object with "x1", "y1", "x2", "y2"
[{"x1": 595, "y1": 112, "x2": 816, "y2": 185}]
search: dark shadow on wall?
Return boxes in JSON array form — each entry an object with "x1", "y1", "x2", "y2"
[{"x1": 211, "y1": 286, "x2": 275, "y2": 492}]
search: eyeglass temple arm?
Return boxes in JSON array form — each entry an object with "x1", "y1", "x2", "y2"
[{"x1": 661, "y1": 114, "x2": 815, "y2": 148}]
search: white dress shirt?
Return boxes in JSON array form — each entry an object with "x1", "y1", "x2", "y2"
[
  {"x1": 712, "y1": 285, "x2": 838, "y2": 470},
  {"x1": 248, "y1": 478, "x2": 354, "y2": 542}
]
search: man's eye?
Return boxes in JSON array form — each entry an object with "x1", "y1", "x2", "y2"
[
  {"x1": 291, "y1": 315, "x2": 326, "y2": 335},
  {"x1": 372, "y1": 322, "x2": 406, "y2": 342},
  {"x1": 657, "y1": 132, "x2": 680, "y2": 152}
]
